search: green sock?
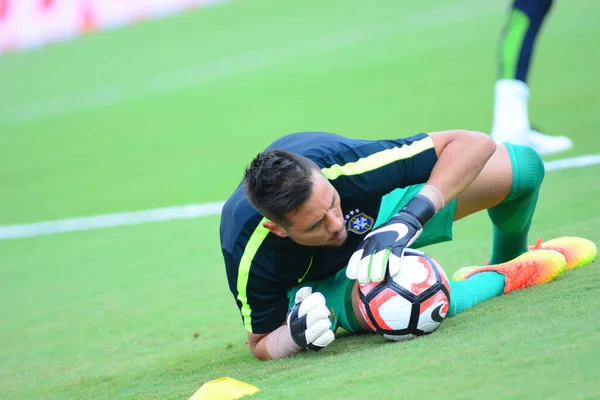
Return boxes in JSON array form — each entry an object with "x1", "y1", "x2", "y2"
[
  {"x1": 487, "y1": 144, "x2": 545, "y2": 264},
  {"x1": 447, "y1": 272, "x2": 505, "y2": 317}
]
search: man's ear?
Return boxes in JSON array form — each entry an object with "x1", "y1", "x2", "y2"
[{"x1": 263, "y1": 221, "x2": 287, "y2": 238}]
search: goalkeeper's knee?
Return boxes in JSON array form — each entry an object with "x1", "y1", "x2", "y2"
[{"x1": 504, "y1": 143, "x2": 545, "y2": 202}]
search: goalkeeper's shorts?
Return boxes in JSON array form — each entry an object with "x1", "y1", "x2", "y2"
[{"x1": 287, "y1": 184, "x2": 457, "y2": 334}]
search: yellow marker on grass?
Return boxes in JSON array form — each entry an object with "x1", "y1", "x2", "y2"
[{"x1": 189, "y1": 377, "x2": 259, "y2": 400}]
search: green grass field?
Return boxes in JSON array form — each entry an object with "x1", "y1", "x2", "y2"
[{"x1": 1, "y1": 0, "x2": 599, "y2": 398}]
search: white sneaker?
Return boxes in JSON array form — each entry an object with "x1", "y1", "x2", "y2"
[
  {"x1": 492, "y1": 128, "x2": 573, "y2": 156},
  {"x1": 491, "y1": 80, "x2": 574, "y2": 156},
  {"x1": 526, "y1": 129, "x2": 573, "y2": 156}
]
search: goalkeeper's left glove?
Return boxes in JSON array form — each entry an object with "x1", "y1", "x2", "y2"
[
  {"x1": 286, "y1": 287, "x2": 335, "y2": 351},
  {"x1": 346, "y1": 194, "x2": 437, "y2": 284}
]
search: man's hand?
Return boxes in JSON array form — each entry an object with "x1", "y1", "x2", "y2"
[
  {"x1": 286, "y1": 287, "x2": 335, "y2": 351},
  {"x1": 346, "y1": 194, "x2": 438, "y2": 284}
]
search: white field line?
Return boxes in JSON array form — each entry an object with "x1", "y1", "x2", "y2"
[
  {"x1": 0, "y1": 154, "x2": 599, "y2": 241},
  {"x1": 0, "y1": 203, "x2": 225, "y2": 241},
  {"x1": 543, "y1": 154, "x2": 600, "y2": 172},
  {"x1": 1, "y1": 0, "x2": 503, "y2": 125}
]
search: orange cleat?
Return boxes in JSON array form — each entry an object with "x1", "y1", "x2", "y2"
[
  {"x1": 529, "y1": 237, "x2": 597, "y2": 270},
  {"x1": 453, "y1": 250, "x2": 566, "y2": 294}
]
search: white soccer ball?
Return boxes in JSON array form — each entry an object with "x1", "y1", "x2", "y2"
[{"x1": 358, "y1": 249, "x2": 451, "y2": 341}]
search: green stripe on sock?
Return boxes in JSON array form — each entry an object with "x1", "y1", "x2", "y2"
[{"x1": 500, "y1": 9, "x2": 530, "y2": 79}]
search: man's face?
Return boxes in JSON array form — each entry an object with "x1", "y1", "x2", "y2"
[{"x1": 265, "y1": 170, "x2": 348, "y2": 247}]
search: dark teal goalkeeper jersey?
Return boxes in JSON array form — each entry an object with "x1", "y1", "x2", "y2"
[{"x1": 220, "y1": 132, "x2": 437, "y2": 334}]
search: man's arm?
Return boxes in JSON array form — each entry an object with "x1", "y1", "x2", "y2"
[
  {"x1": 248, "y1": 325, "x2": 302, "y2": 361},
  {"x1": 247, "y1": 287, "x2": 335, "y2": 360},
  {"x1": 347, "y1": 129, "x2": 496, "y2": 283},
  {"x1": 247, "y1": 331, "x2": 271, "y2": 360},
  {"x1": 424, "y1": 130, "x2": 497, "y2": 207}
]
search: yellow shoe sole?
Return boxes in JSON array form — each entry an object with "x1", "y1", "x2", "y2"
[{"x1": 529, "y1": 236, "x2": 597, "y2": 270}]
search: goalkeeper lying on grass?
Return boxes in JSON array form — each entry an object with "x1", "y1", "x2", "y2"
[{"x1": 219, "y1": 129, "x2": 597, "y2": 360}]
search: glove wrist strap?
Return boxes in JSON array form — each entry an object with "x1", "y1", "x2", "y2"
[
  {"x1": 419, "y1": 184, "x2": 446, "y2": 210},
  {"x1": 401, "y1": 194, "x2": 437, "y2": 225}
]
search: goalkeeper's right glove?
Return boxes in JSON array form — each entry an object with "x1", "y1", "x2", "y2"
[{"x1": 346, "y1": 194, "x2": 437, "y2": 283}]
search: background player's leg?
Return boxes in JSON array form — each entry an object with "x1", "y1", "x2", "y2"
[
  {"x1": 455, "y1": 143, "x2": 544, "y2": 264},
  {"x1": 492, "y1": 0, "x2": 572, "y2": 155},
  {"x1": 499, "y1": 0, "x2": 552, "y2": 83}
]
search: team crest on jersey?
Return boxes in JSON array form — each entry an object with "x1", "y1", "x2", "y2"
[{"x1": 345, "y1": 208, "x2": 374, "y2": 235}]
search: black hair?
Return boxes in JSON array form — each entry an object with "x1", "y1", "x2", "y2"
[{"x1": 243, "y1": 150, "x2": 319, "y2": 226}]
